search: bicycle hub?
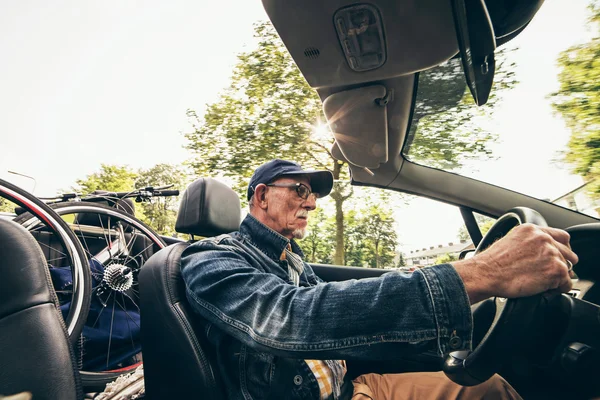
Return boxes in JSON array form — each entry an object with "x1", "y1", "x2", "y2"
[{"x1": 103, "y1": 263, "x2": 134, "y2": 292}]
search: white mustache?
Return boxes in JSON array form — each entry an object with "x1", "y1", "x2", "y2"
[{"x1": 296, "y1": 210, "x2": 308, "y2": 218}]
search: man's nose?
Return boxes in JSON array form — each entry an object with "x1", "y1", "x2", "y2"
[{"x1": 303, "y1": 193, "x2": 317, "y2": 210}]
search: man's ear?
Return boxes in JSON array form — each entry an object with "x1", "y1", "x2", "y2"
[{"x1": 253, "y1": 184, "x2": 268, "y2": 209}]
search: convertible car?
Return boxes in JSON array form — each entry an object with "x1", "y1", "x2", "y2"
[
  {"x1": 251, "y1": 0, "x2": 600, "y2": 399},
  {"x1": 1, "y1": 0, "x2": 600, "y2": 399}
]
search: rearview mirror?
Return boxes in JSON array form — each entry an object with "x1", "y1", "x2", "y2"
[{"x1": 451, "y1": 0, "x2": 497, "y2": 106}]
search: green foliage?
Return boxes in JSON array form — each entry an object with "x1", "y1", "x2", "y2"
[
  {"x1": 405, "y1": 48, "x2": 518, "y2": 170},
  {"x1": 300, "y1": 193, "x2": 399, "y2": 269},
  {"x1": 73, "y1": 163, "x2": 188, "y2": 236},
  {"x1": 435, "y1": 252, "x2": 458, "y2": 265},
  {"x1": 397, "y1": 253, "x2": 406, "y2": 268},
  {"x1": 343, "y1": 209, "x2": 368, "y2": 267},
  {"x1": 74, "y1": 164, "x2": 137, "y2": 195},
  {"x1": 457, "y1": 214, "x2": 495, "y2": 241},
  {"x1": 550, "y1": 2, "x2": 600, "y2": 194},
  {"x1": 302, "y1": 208, "x2": 335, "y2": 264},
  {"x1": 361, "y1": 203, "x2": 398, "y2": 268},
  {"x1": 185, "y1": 21, "x2": 330, "y2": 196},
  {"x1": 135, "y1": 164, "x2": 189, "y2": 236},
  {"x1": 185, "y1": 21, "x2": 350, "y2": 263},
  {"x1": 0, "y1": 197, "x2": 16, "y2": 214},
  {"x1": 479, "y1": 220, "x2": 494, "y2": 237}
]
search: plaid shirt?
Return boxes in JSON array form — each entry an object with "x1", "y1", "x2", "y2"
[
  {"x1": 282, "y1": 247, "x2": 347, "y2": 399},
  {"x1": 305, "y1": 359, "x2": 347, "y2": 399}
]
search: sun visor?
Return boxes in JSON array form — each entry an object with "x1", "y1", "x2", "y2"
[
  {"x1": 323, "y1": 85, "x2": 388, "y2": 170},
  {"x1": 262, "y1": 0, "x2": 459, "y2": 89}
]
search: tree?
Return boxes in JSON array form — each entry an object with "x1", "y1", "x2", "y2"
[
  {"x1": 362, "y1": 204, "x2": 398, "y2": 268},
  {"x1": 405, "y1": 48, "x2": 517, "y2": 170},
  {"x1": 302, "y1": 208, "x2": 335, "y2": 264},
  {"x1": 397, "y1": 253, "x2": 406, "y2": 268},
  {"x1": 134, "y1": 164, "x2": 189, "y2": 236},
  {"x1": 341, "y1": 193, "x2": 399, "y2": 269},
  {"x1": 344, "y1": 209, "x2": 368, "y2": 267},
  {"x1": 73, "y1": 164, "x2": 137, "y2": 195},
  {"x1": 549, "y1": 1, "x2": 600, "y2": 195},
  {"x1": 185, "y1": 22, "x2": 515, "y2": 265},
  {"x1": 435, "y1": 253, "x2": 458, "y2": 265},
  {"x1": 72, "y1": 163, "x2": 189, "y2": 236},
  {"x1": 457, "y1": 214, "x2": 495, "y2": 241},
  {"x1": 186, "y1": 21, "x2": 351, "y2": 263}
]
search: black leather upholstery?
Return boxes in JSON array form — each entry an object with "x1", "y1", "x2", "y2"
[
  {"x1": 0, "y1": 219, "x2": 82, "y2": 400},
  {"x1": 139, "y1": 242, "x2": 225, "y2": 399},
  {"x1": 140, "y1": 177, "x2": 242, "y2": 399},
  {"x1": 175, "y1": 177, "x2": 241, "y2": 237}
]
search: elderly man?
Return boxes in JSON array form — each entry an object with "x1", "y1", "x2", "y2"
[{"x1": 181, "y1": 159, "x2": 577, "y2": 400}]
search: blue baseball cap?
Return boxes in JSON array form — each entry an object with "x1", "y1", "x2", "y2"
[{"x1": 247, "y1": 159, "x2": 334, "y2": 200}]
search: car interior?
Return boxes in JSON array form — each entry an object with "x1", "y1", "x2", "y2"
[
  {"x1": 2, "y1": 0, "x2": 600, "y2": 399},
  {"x1": 257, "y1": 0, "x2": 600, "y2": 398},
  {"x1": 136, "y1": 179, "x2": 600, "y2": 400}
]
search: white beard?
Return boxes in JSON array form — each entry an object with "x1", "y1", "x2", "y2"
[{"x1": 292, "y1": 228, "x2": 306, "y2": 239}]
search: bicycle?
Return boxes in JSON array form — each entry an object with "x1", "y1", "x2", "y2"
[
  {"x1": 0, "y1": 178, "x2": 91, "y2": 344},
  {"x1": 14, "y1": 185, "x2": 179, "y2": 391}
]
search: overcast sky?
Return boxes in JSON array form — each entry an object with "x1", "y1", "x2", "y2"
[{"x1": 0, "y1": 0, "x2": 268, "y2": 195}]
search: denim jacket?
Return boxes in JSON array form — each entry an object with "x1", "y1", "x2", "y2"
[{"x1": 181, "y1": 214, "x2": 473, "y2": 400}]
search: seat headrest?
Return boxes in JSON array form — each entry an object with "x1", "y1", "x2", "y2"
[
  {"x1": 175, "y1": 178, "x2": 241, "y2": 237},
  {"x1": 0, "y1": 219, "x2": 55, "y2": 319}
]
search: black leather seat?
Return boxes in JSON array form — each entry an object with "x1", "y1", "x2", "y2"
[
  {"x1": 0, "y1": 219, "x2": 82, "y2": 400},
  {"x1": 139, "y1": 178, "x2": 242, "y2": 399}
]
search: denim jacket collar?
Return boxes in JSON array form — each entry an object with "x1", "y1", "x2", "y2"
[{"x1": 240, "y1": 214, "x2": 306, "y2": 261}]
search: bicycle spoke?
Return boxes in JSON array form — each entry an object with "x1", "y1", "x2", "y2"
[
  {"x1": 116, "y1": 293, "x2": 141, "y2": 330},
  {"x1": 124, "y1": 228, "x2": 137, "y2": 254},
  {"x1": 97, "y1": 213, "x2": 113, "y2": 260},
  {"x1": 129, "y1": 242, "x2": 156, "y2": 261},
  {"x1": 73, "y1": 216, "x2": 94, "y2": 261},
  {"x1": 91, "y1": 291, "x2": 113, "y2": 329},
  {"x1": 106, "y1": 297, "x2": 117, "y2": 368},
  {"x1": 120, "y1": 293, "x2": 136, "y2": 352},
  {"x1": 46, "y1": 255, "x2": 68, "y2": 265},
  {"x1": 34, "y1": 240, "x2": 67, "y2": 258},
  {"x1": 116, "y1": 223, "x2": 129, "y2": 257},
  {"x1": 121, "y1": 290, "x2": 140, "y2": 313},
  {"x1": 129, "y1": 286, "x2": 140, "y2": 299}
]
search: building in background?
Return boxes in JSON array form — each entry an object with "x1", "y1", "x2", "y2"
[
  {"x1": 404, "y1": 240, "x2": 473, "y2": 268},
  {"x1": 552, "y1": 182, "x2": 600, "y2": 218}
]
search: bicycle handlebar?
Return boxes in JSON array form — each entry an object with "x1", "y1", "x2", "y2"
[
  {"x1": 14, "y1": 186, "x2": 179, "y2": 215},
  {"x1": 44, "y1": 186, "x2": 180, "y2": 204},
  {"x1": 85, "y1": 188, "x2": 180, "y2": 202},
  {"x1": 154, "y1": 190, "x2": 179, "y2": 197}
]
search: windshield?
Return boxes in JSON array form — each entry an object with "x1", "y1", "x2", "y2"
[{"x1": 403, "y1": 0, "x2": 600, "y2": 219}]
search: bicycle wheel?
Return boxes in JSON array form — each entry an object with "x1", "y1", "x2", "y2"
[
  {"x1": 0, "y1": 178, "x2": 91, "y2": 344},
  {"x1": 16, "y1": 201, "x2": 166, "y2": 390}
]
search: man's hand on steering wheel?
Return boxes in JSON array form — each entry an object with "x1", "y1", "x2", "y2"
[
  {"x1": 454, "y1": 221, "x2": 578, "y2": 304},
  {"x1": 443, "y1": 207, "x2": 579, "y2": 386}
]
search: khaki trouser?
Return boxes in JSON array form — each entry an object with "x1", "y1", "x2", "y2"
[{"x1": 352, "y1": 372, "x2": 522, "y2": 400}]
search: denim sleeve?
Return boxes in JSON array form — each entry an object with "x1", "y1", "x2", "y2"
[{"x1": 181, "y1": 243, "x2": 472, "y2": 360}]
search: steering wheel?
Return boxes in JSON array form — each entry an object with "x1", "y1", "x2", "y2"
[{"x1": 442, "y1": 207, "x2": 548, "y2": 386}]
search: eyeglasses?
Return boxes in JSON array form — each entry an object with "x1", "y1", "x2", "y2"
[{"x1": 266, "y1": 182, "x2": 319, "y2": 200}]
